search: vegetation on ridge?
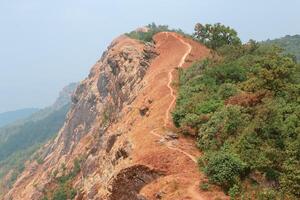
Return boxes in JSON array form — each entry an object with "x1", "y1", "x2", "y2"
[
  {"x1": 41, "y1": 157, "x2": 84, "y2": 200},
  {"x1": 125, "y1": 22, "x2": 189, "y2": 42},
  {"x1": 173, "y1": 23, "x2": 300, "y2": 199},
  {"x1": 194, "y1": 23, "x2": 241, "y2": 49}
]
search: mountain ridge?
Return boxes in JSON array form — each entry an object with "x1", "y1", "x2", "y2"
[{"x1": 3, "y1": 32, "x2": 229, "y2": 200}]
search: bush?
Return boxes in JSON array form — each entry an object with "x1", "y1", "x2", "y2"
[
  {"x1": 203, "y1": 152, "x2": 247, "y2": 190},
  {"x1": 218, "y1": 83, "x2": 238, "y2": 99},
  {"x1": 53, "y1": 187, "x2": 67, "y2": 200},
  {"x1": 200, "y1": 183, "x2": 210, "y2": 191},
  {"x1": 256, "y1": 188, "x2": 277, "y2": 200},
  {"x1": 194, "y1": 23, "x2": 241, "y2": 49},
  {"x1": 196, "y1": 99, "x2": 223, "y2": 114},
  {"x1": 228, "y1": 184, "x2": 241, "y2": 199}
]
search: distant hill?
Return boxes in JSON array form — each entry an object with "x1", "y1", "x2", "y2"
[
  {"x1": 0, "y1": 83, "x2": 78, "y2": 194},
  {"x1": 0, "y1": 108, "x2": 39, "y2": 128},
  {"x1": 262, "y1": 35, "x2": 300, "y2": 62}
]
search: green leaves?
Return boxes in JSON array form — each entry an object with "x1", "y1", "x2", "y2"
[
  {"x1": 194, "y1": 23, "x2": 241, "y2": 49},
  {"x1": 202, "y1": 151, "x2": 247, "y2": 190},
  {"x1": 173, "y1": 34, "x2": 300, "y2": 198}
]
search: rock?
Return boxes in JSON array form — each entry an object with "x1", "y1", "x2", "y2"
[
  {"x1": 139, "y1": 105, "x2": 149, "y2": 116},
  {"x1": 87, "y1": 184, "x2": 98, "y2": 199},
  {"x1": 155, "y1": 191, "x2": 165, "y2": 199},
  {"x1": 106, "y1": 134, "x2": 118, "y2": 153},
  {"x1": 147, "y1": 98, "x2": 153, "y2": 104},
  {"x1": 165, "y1": 132, "x2": 179, "y2": 140}
]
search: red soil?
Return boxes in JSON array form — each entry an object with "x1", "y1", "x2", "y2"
[{"x1": 114, "y1": 32, "x2": 228, "y2": 199}]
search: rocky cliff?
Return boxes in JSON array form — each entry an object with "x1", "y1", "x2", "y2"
[{"x1": 4, "y1": 32, "x2": 228, "y2": 200}]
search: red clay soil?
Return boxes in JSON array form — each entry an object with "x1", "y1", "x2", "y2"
[{"x1": 114, "y1": 32, "x2": 228, "y2": 200}]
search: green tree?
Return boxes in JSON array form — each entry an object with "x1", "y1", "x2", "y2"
[{"x1": 194, "y1": 23, "x2": 241, "y2": 49}]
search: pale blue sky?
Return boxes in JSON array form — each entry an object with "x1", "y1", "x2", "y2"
[{"x1": 0, "y1": 0, "x2": 299, "y2": 112}]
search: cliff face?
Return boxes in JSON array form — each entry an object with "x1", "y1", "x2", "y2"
[{"x1": 4, "y1": 32, "x2": 227, "y2": 200}]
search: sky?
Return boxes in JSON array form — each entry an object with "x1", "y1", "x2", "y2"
[{"x1": 0, "y1": 0, "x2": 299, "y2": 113}]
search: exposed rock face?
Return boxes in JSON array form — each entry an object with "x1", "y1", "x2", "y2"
[
  {"x1": 48, "y1": 36, "x2": 156, "y2": 156},
  {"x1": 4, "y1": 35, "x2": 157, "y2": 200},
  {"x1": 4, "y1": 33, "x2": 227, "y2": 200}
]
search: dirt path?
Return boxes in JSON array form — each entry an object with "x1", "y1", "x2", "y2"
[
  {"x1": 150, "y1": 32, "x2": 196, "y2": 163},
  {"x1": 149, "y1": 32, "x2": 205, "y2": 200},
  {"x1": 150, "y1": 128, "x2": 197, "y2": 163},
  {"x1": 164, "y1": 32, "x2": 192, "y2": 128}
]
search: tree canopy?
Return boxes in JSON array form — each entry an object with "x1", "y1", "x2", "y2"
[{"x1": 194, "y1": 23, "x2": 241, "y2": 49}]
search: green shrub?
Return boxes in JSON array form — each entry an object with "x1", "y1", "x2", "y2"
[
  {"x1": 200, "y1": 183, "x2": 210, "y2": 191},
  {"x1": 203, "y1": 152, "x2": 247, "y2": 190},
  {"x1": 218, "y1": 83, "x2": 238, "y2": 99},
  {"x1": 256, "y1": 188, "x2": 277, "y2": 200},
  {"x1": 173, "y1": 24, "x2": 300, "y2": 198},
  {"x1": 194, "y1": 23, "x2": 241, "y2": 49},
  {"x1": 228, "y1": 184, "x2": 241, "y2": 199},
  {"x1": 196, "y1": 99, "x2": 223, "y2": 114},
  {"x1": 53, "y1": 187, "x2": 67, "y2": 200}
]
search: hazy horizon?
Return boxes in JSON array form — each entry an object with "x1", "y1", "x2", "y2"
[{"x1": 1, "y1": 0, "x2": 299, "y2": 113}]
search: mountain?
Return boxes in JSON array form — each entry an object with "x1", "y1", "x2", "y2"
[
  {"x1": 262, "y1": 34, "x2": 300, "y2": 62},
  {"x1": 0, "y1": 83, "x2": 77, "y2": 197},
  {"x1": 25, "y1": 82, "x2": 78, "y2": 122},
  {"x1": 0, "y1": 108, "x2": 39, "y2": 128},
  {"x1": 4, "y1": 26, "x2": 299, "y2": 200},
  {"x1": 3, "y1": 29, "x2": 230, "y2": 200}
]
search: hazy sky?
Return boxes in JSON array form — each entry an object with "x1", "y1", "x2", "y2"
[{"x1": 0, "y1": 0, "x2": 299, "y2": 113}]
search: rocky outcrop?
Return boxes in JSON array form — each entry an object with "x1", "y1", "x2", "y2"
[
  {"x1": 107, "y1": 165, "x2": 163, "y2": 200},
  {"x1": 4, "y1": 35, "x2": 158, "y2": 200}
]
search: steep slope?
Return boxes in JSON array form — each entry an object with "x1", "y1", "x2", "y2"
[{"x1": 4, "y1": 32, "x2": 227, "y2": 200}]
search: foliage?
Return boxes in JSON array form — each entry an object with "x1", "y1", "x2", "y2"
[
  {"x1": 200, "y1": 183, "x2": 210, "y2": 191},
  {"x1": 194, "y1": 23, "x2": 241, "y2": 49},
  {"x1": 126, "y1": 22, "x2": 190, "y2": 42},
  {"x1": 173, "y1": 36, "x2": 300, "y2": 198},
  {"x1": 42, "y1": 158, "x2": 83, "y2": 200},
  {"x1": 228, "y1": 184, "x2": 241, "y2": 199},
  {"x1": 202, "y1": 152, "x2": 247, "y2": 190}
]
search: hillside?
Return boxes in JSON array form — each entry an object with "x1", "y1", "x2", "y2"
[
  {"x1": 3, "y1": 24, "x2": 299, "y2": 200},
  {"x1": 0, "y1": 108, "x2": 39, "y2": 128},
  {"x1": 263, "y1": 35, "x2": 300, "y2": 62},
  {"x1": 2, "y1": 28, "x2": 232, "y2": 200},
  {"x1": 173, "y1": 34, "x2": 300, "y2": 198},
  {"x1": 0, "y1": 83, "x2": 77, "y2": 197}
]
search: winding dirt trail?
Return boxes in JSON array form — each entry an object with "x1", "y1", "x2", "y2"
[
  {"x1": 150, "y1": 32, "x2": 196, "y2": 163},
  {"x1": 133, "y1": 31, "x2": 225, "y2": 199},
  {"x1": 164, "y1": 33, "x2": 192, "y2": 128},
  {"x1": 149, "y1": 32, "x2": 204, "y2": 200}
]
